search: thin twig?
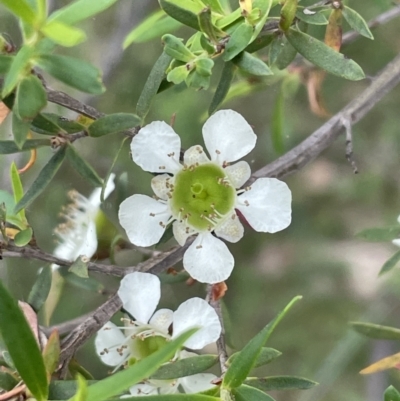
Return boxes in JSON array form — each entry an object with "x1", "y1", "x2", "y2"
[
  {"x1": 341, "y1": 116, "x2": 358, "y2": 173},
  {"x1": 206, "y1": 286, "x2": 229, "y2": 375},
  {"x1": 0, "y1": 385, "x2": 26, "y2": 401}
]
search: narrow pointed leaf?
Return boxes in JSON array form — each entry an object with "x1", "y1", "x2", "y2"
[
  {"x1": 209, "y1": 61, "x2": 235, "y2": 115},
  {"x1": 162, "y1": 34, "x2": 195, "y2": 62},
  {"x1": 227, "y1": 347, "x2": 282, "y2": 368},
  {"x1": 223, "y1": 296, "x2": 302, "y2": 389},
  {"x1": 385, "y1": 386, "x2": 400, "y2": 401},
  {"x1": 88, "y1": 113, "x2": 140, "y2": 137},
  {"x1": 42, "y1": 331, "x2": 60, "y2": 377},
  {"x1": 48, "y1": 0, "x2": 118, "y2": 25},
  {"x1": 342, "y1": 6, "x2": 373, "y2": 40},
  {"x1": 15, "y1": 75, "x2": 47, "y2": 121},
  {"x1": 136, "y1": 51, "x2": 172, "y2": 119},
  {"x1": 151, "y1": 355, "x2": 218, "y2": 380},
  {"x1": 2, "y1": 46, "x2": 33, "y2": 97},
  {"x1": 41, "y1": 21, "x2": 86, "y2": 47},
  {"x1": 379, "y1": 250, "x2": 400, "y2": 275},
  {"x1": 280, "y1": 0, "x2": 298, "y2": 31},
  {"x1": 233, "y1": 384, "x2": 275, "y2": 401},
  {"x1": 15, "y1": 146, "x2": 67, "y2": 213},
  {"x1": 296, "y1": 8, "x2": 328, "y2": 25},
  {"x1": 0, "y1": 0, "x2": 36, "y2": 24},
  {"x1": 36, "y1": 54, "x2": 105, "y2": 94},
  {"x1": 351, "y1": 322, "x2": 400, "y2": 341},
  {"x1": 0, "y1": 55, "x2": 13, "y2": 74},
  {"x1": 245, "y1": 376, "x2": 318, "y2": 391},
  {"x1": 233, "y1": 51, "x2": 272, "y2": 76},
  {"x1": 27, "y1": 265, "x2": 52, "y2": 312},
  {"x1": 10, "y1": 162, "x2": 26, "y2": 222},
  {"x1": 275, "y1": 39, "x2": 297, "y2": 70},
  {"x1": 49, "y1": 381, "x2": 97, "y2": 400},
  {"x1": 72, "y1": 375, "x2": 88, "y2": 401},
  {"x1": 80, "y1": 329, "x2": 197, "y2": 401},
  {"x1": 271, "y1": 89, "x2": 285, "y2": 154},
  {"x1": 0, "y1": 280, "x2": 48, "y2": 401},
  {"x1": 66, "y1": 144, "x2": 103, "y2": 187},
  {"x1": 356, "y1": 226, "x2": 400, "y2": 242},
  {"x1": 360, "y1": 352, "x2": 400, "y2": 374},
  {"x1": 0, "y1": 370, "x2": 18, "y2": 391},
  {"x1": 223, "y1": 22, "x2": 254, "y2": 61},
  {"x1": 12, "y1": 113, "x2": 30, "y2": 148},
  {"x1": 159, "y1": 0, "x2": 200, "y2": 30},
  {"x1": 286, "y1": 29, "x2": 365, "y2": 80},
  {"x1": 32, "y1": 113, "x2": 85, "y2": 135},
  {"x1": 0, "y1": 139, "x2": 50, "y2": 154}
]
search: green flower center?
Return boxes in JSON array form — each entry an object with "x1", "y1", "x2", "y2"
[
  {"x1": 134, "y1": 334, "x2": 168, "y2": 360},
  {"x1": 171, "y1": 163, "x2": 236, "y2": 231}
]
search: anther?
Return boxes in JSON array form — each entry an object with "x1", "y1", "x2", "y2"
[
  {"x1": 159, "y1": 166, "x2": 166, "y2": 170},
  {"x1": 167, "y1": 152, "x2": 175, "y2": 157},
  {"x1": 196, "y1": 245, "x2": 203, "y2": 249},
  {"x1": 149, "y1": 213, "x2": 155, "y2": 217},
  {"x1": 244, "y1": 200, "x2": 250, "y2": 206}
]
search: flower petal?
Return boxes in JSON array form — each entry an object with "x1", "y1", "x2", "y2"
[
  {"x1": 180, "y1": 373, "x2": 217, "y2": 394},
  {"x1": 119, "y1": 194, "x2": 170, "y2": 246},
  {"x1": 215, "y1": 213, "x2": 244, "y2": 243},
  {"x1": 94, "y1": 322, "x2": 130, "y2": 366},
  {"x1": 224, "y1": 161, "x2": 251, "y2": 189},
  {"x1": 183, "y1": 233, "x2": 234, "y2": 284},
  {"x1": 131, "y1": 121, "x2": 181, "y2": 174},
  {"x1": 393, "y1": 239, "x2": 400, "y2": 247},
  {"x1": 202, "y1": 110, "x2": 256, "y2": 163},
  {"x1": 173, "y1": 297, "x2": 221, "y2": 349},
  {"x1": 236, "y1": 178, "x2": 291, "y2": 233},
  {"x1": 118, "y1": 272, "x2": 161, "y2": 323},
  {"x1": 128, "y1": 383, "x2": 158, "y2": 396},
  {"x1": 172, "y1": 220, "x2": 196, "y2": 246},
  {"x1": 183, "y1": 145, "x2": 210, "y2": 166},
  {"x1": 151, "y1": 174, "x2": 174, "y2": 201},
  {"x1": 149, "y1": 308, "x2": 174, "y2": 333},
  {"x1": 88, "y1": 173, "x2": 116, "y2": 209}
]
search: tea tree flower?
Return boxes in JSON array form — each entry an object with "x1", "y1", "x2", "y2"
[
  {"x1": 119, "y1": 110, "x2": 292, "y2": 284},
  {"x1": 53, "y1": 174, "x2": 115, "y2": 265},
  {"x1": 393, "y1": 215, "x2": 400, "y2": 247},
  {"x1": 95, "y1": 272, "x2": 221, "y2": 368}
]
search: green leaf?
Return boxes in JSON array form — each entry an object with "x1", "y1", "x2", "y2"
[
  {"x1": 15, "y1": 75, "x2": 47, "y2": 121},
  {"x1": 66, "y1": 144, "x2": 103, "y2": 187},
  {"x1": 31, "y1": 113, "x2": 85, "y2": 135},
  {"x1": 198, "y1": 7, "x2": 225, "y2": 43},
  {"x1": 223, "y1": 296, "x2": 302, "y2": 389},
  {"x1": 250, "y1": 0, "x2": 272, "y2": 41},
  {"x1": 342, "y1": 6, "x2": 373, "y2": 40},
  {"x1": 88, "y1": 113, "x2": 140, "y2": 137},
  {"x1": 72, "y1": 375, "x2": 88, "y2": 401},
  {"x1": 196, "y1": 58, "x2": 214, "y2": 76},
  {"x1": 41, "y1": 20, "x2": 86, "y2": 47},
  {"x1": 167, "y1": 65, "x2": 191, "y2": 84},
  {"x1": 245, "y1": 376, "x2": 318, "y2": 391},
  {"x1": 223, "y1": 22, "x2": 254, "y2": 61},
  {"x1": 27, "y1": 265, "x2": 52, "y2": 312},
  {"x1": 136, "y1": 51, "x2": 172, "y2": 119},
  {"x1": 246, "y1": 33, "x2": 274, "y2": 53},
  {"x1": 12, "y1": 114, "x2": 30, "y2": 149},
  {"x1": 286, "y1": 29, "x2": 365, "y2": 81},
  {"x1": 232, "y1": 384, "x2": 275, "y2": 401},
  {"x1": 233, "y1": 51, "x2": 272, "y2": 76},
  {"x1": 162, "y1": 34, "x2": 195, "y2": 62},
  {"x1": 295, "y1": 8, "x2": 328, "y2": 25},
  {"x1": 202, "y1": 0, "x2": 225, "y2": 14},
  {"x1": 351, "y1": 322, "x2": 400, "y2": 341},
  {"x1": 379, "y1": 250, "x2": 400, "y2": 275},
  {"x1": 80, "y1": 329, "x2": 197, "y2": 401},
  {"x1": 49, "y1": 381, "x2": 96, "y2": 400},
  {"x1": 0, "y1": 190, "x2": 15, "y2": 217},
  {"x1": 0, "y1": 370, "x2": 18, "y2": 391},
  {"x1": 35, "y1": 54, "x2": 105, "y2": 94},
  {"x1": 0, "y1": 139, "x2": 50, "y2": 154},
  {"x1": 275, "y1": 38, "x2": 297, "y2": 70},
  {"x1": 69, "y1": 256, "x2": 89, "y2": 278},
  {"x1": 185, "y1": 70, "x2": 211, "y2": 89},
  {"x1": 159, "y1": 0, "x2": 201, "y2": 30},
  {"x1": 280, "y1": 0, "x2": 297, "y2": 31},
  {"x1": 271, "y1": 89, "x2": 285, "y2": 154},
  {"x1": 123, "y1": 10, "x2": 181, "y2": 48},
  {"x1": 0, "y1": 55, "x2": 13, "y2": 74},
  {"x1": 356, "y1": 226, "x2": 400, "y2": 242},
  {"x1": 14, "y1": 227, "x2": 33, "y2": 246},
  {"x1": 385, "y1": 385, "x2": 400, "y2": 401},
  {"x1": 151, "y1": 354, "x2": 218, "y2": 380},
  {"x1": 48, "y1": 0, "x2": 118, "y2": 25},
  {"x1": 122, "y1": 396, "x2": 220, "y2": 401},
  {"x1": 0, "y1": 0, "x2": 37, "y2": 24},
  {"x1": 2, "y1": 45, "x2": 33, "y2": 97},
  {"x1": 0, "y1": 280, "x2": 48, "y2": 401},
  {"x1": 15, "y1": 146, "x2": 67, "y2": 213},
  {"x1": 63, "y1": 273, "x2": 104, "y2": 293},
  {"x1": 42, "y1": 331, "x2": 61, "y2": 377},
  {"x1": 227, "y1": 347, "x2": 282, "y2": 368},
  {"x1": 10, "y1": 162, "x2": 26, "y2": 222},
  {"x1": 209, "y1": 61, "x2": 235, "y2": 115}
]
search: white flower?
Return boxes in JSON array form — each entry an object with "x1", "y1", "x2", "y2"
[
  {"x1": 52, "y1": 174, "x2": 115, "y2": 266},
  {"x1": 126, "y1": 351, "x2": 217, "y2": 397},
  {"x1": 95, "y1": 272, "x2": 221, "y2": 369},
  {"x1": 118, "y1": 110, "x2": 292, "y2": 284}
]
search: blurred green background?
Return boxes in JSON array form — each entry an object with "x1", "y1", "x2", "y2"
[{"x1": 1, "y1": 1, "x2": 400, "y2": 400}]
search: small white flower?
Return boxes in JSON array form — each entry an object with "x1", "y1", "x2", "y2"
[
  {"x1": 393, "y1": 215, "x2": 400, "y2": 247},
  {"x1": 119, "y1": 110, "x2": 292, "y2": 284},
  {"x1": 95, "y1": 272, "x2": 221, "y2": 369},
  {"x1": 52, "y1": 174, "x2": 115, "y2": 266}
]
